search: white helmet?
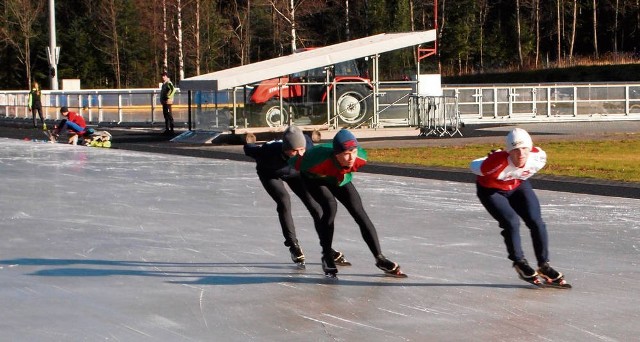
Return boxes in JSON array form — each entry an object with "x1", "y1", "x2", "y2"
[{"x1": 505, "y1": 128, "x2": 533, "y2": 152}]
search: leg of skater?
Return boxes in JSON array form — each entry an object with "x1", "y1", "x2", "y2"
[
  {"x1": 330, "y1": 182, "x2": 405, "y2": 277},
  {"x1": 287, "y1": 177, "x2": 350, "y2": 265},
  {"x1": 303, "y1": 177, "x2": 338, "y2": 276},
  {"x1": 260, "y1": 177, "x2": 305, "y2": 265},
  {"x1": 477, "y1": 184, "x2": 538, "y2": 283},
  {"x1": 510, "y1": 181, "x2": 568, "y2": 286}
]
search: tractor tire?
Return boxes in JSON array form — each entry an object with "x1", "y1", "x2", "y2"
[
  {"x1": 251, "y1": 101, "x2": 290, "y2": 127},
  {"x1": 333, "y1": 84, "x2": 373, "y2": 125}
]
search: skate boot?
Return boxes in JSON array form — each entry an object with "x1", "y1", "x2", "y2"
[
  {"x1": 332, "y1": 249, "x2": 352, "y2": 266},
  {"x1": 375, "y1": 255, "x2": 407, "y2": 278},
  {"x1": 537, "y1": 263, "x2": 572, "y2": 289},
  {"x1": 321, "y1": 253, "x2": 338, "y2": 279},
  {"x1": 289, "y1": 245, "x2": 305, "y2": 269},
  {"x1": 513, "y1": 259, "x2": 541, "y2": 286}
]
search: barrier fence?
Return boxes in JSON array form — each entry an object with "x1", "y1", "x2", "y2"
[
  {"x1": 408, "y1": 95, "x2": 462, "y2": 137},
  {"x1": 2, "y1": 82, "x2": 640, "y2": 132}
]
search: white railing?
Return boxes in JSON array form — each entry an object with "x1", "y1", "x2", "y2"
[
  {"x1": 2, "y1": 82, "x2": 640, "y2": 129},
  {"x1": 442, "y1": 82, "x2": 640, "y2": 124}
]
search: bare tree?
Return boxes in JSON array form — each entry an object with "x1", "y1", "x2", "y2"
[
  {"x1": 477, "y1": 0, "x2": 490, "y2": 69},
  {"x1": 569, "y1": 0, "x2": 577, "y2": 61},
  {"x1": 613, "y1": 0, "x2": 619, "y2": 52},
  {"x1": 174, "y1": 0, "x2": 185, "y2": 81},
  {"x1": 269, "y1": 0, "x2": 300, "y2": 53},
  {"x1": 556, "y1": 0, "x2": 562, "y2": 62},
  {"x1": 345, "y1": 0, "x2": 350, "y2": 40},
  {"x1": 0, "y1": 0, "x2": 44, "y2": 86},
  {"x1": 226, "y1": 0, "x2": 250, "y2": 65},
  {"x1": 195, "y1": 0, "x2": 201, "y2": 75},
  {"x1": 516, "y1": 0, "x2": 523, "y2": 67},
  {"x1": 593, "y1": 0, "x2": 598, "y2": 58},
  {"x1": 97, "y1": 0, "x2": 123, "y2": 88},
  {"x1": 269, "y1": 0, "x2": 326, "y2": 53},
  {"x1": 163, "y1": 0, "x2": 169, "y2": 71},
  {"x1": 534, "y1": 0, "x2": 540, "y2": 66}
]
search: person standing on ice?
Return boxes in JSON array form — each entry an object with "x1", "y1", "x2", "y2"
[
  {"x1": 290, "y1": 129, "x2": 406, "y2": 278},
  {"x1": 470, "y1": 127, "x2": 570, "y2": 288},
  {"x1": 28, "y1": 81, "x2": 45, "y2": 129},
  {"x1": 243, "y1": 126, "x2": 350, "y2": 268}
]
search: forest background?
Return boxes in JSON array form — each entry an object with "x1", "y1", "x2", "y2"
[{"x1": 1, "y1": 0, "x2": 640, "y2": 91}]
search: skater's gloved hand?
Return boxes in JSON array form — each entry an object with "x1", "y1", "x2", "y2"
[
  {"x1": 488, "y1": 148, "x2": 502, "y2": 156},
  {"x1": 245, "y1": 133, "x2": 256, "y2": 145},
  {"x1": 311, "y1": 130, "x2": 321, "y2": 143}
]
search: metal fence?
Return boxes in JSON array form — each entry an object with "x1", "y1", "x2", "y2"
[
  {"x1": 2, "y1": 82, "x2": 640, "y2": 130},
  {"x1": 443, "y1": 83, "x2": 640, "y2": 123}
]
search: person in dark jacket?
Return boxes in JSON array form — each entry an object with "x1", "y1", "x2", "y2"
[
  {"x1": 244, "y1": 126, "x2": 348, "y2": 267},
  {"x1": 160, "y1": 71, "x2": 176, "y2": 134},
  {"x1": 28, "y1": 81, "x2": 45, "y2": 129}
]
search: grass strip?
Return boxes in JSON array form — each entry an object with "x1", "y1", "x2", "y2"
[{"x1": 367, "y1": 136, "x2": 640, "y2": 183}]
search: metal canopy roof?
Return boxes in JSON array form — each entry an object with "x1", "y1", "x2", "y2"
[{"x1": 179, "y1": 30, "x2": 436, "y2": 91}]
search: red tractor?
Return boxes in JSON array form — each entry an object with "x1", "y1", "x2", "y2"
[{"x1": 247, "y1": 55, "x2": 373, "y2": 127}]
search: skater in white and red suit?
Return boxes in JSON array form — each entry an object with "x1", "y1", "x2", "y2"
[{"x1": 470, "y1": 128, "x2": 569, "y2": 287}]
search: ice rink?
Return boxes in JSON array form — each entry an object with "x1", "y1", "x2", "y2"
[{"x1": 1, "y1": 138, "x2": 638, "y2": 341}]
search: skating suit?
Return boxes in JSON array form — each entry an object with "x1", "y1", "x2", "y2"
[
  {"x1": 292, "y1": 145, "x2": 383, "y2": 257},
  {"x1": 291, "y1": 144, "x2": 367, "y2": 187},
  {"x1": 470, "y1": 147, "x2": 550, "y2": 265},
  {"x1": 470, "y1": 148, "x2": 546, "y2": 190},
  {"x1": 244, "y1": 136, "x2": 320, "y2": 247}
]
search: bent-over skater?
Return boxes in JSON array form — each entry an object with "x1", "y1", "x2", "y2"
[{"x1": 470, "y1": 127, "x2": 570, "y2": 288}]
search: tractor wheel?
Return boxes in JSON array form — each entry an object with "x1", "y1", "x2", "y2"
[
  {"x1": 333, "y1": 85, "x2": 373, "y2": 125},
  {"x1": 251, "y1": 101, "x2": 290, "y2": 127}
]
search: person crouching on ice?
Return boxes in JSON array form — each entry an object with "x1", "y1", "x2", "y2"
[
  {"x1": 50, "y1": 106, "x2": 90, "y2": 145},
  {"x1": 470, "y1": 128, "x2": 570, "y2": 288},
  {"x1": 290, "y1": 129, "x2": 406, "y2": 278}
]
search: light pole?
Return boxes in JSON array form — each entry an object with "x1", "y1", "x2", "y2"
[{"x1": 48, "y1": 0, "x2": 59, "y2": 90}]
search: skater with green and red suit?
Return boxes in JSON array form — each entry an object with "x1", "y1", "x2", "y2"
[
  {"x1": 290, "y1": 128, "x2": 406, "y2": 278},
  {"x1": 470, "y1": 128, "x2": 571, "y2": 288}
]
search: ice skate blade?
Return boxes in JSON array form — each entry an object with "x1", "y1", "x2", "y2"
[
  {"x1": 294, "y1": 262, "x2": 306, "y2": 270},
  {"x1": 517, "y1": 273, "x2": 542, "y2": 285},
  {"x1": 333, "y1": 254, "x2": 352, "y2": 266},
  {"x1": 541, "y1": 280, "x2": 572, "y2": 289},
  {"x1": 383, "y1": 270, "x2": 408, "y2": 278},
  {"x1": 324, "y1": 273, "x2": 338, "y2": 279}
]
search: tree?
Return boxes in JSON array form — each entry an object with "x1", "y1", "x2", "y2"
[
  {"x1": 593, "y1": 0, "x2": 599, "y2": 58},
  {"x1": 0, "y1": 0, "x2": 44, "y2": 87},
  {"x1": 516, "y1": 0, "x2": 523, "y2": 66},
  {"x1": 477, "y1": 0, "x2": 490, "y2": 69},
  {"x1": 568, "y1": 0, "x2": 577, "y2": 61},
  {"x1": 96, "y1": 0, "x2": 123, "y2": 88}
]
